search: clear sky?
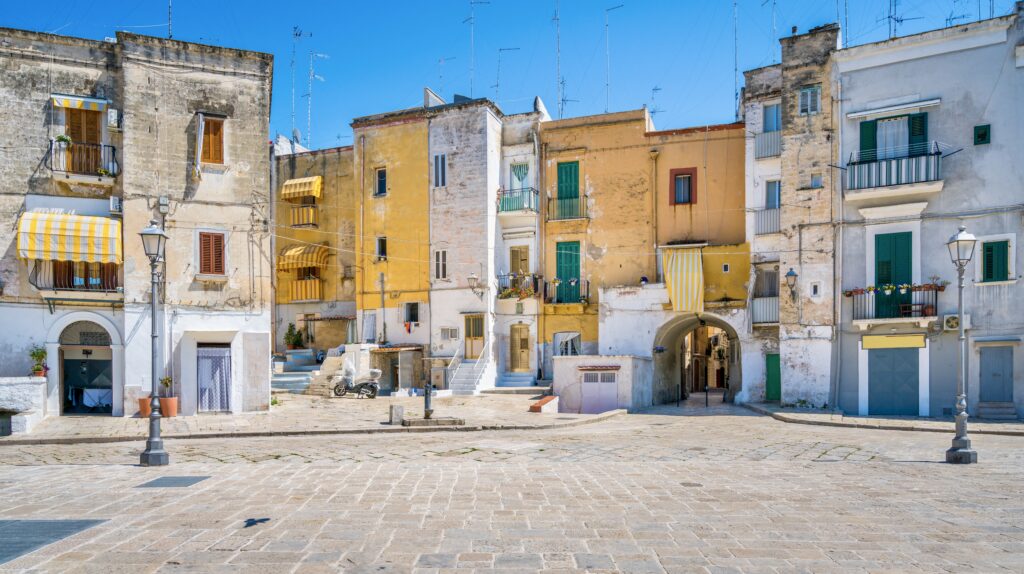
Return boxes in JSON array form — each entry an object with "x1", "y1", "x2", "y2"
[{"x1": 6, "y1": 0, "x2": 1016, "y2": 149}]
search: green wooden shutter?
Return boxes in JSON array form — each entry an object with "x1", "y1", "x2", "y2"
[
  {"x1": 555, "y1": 241, "x2": 581, "y2": 302},
  {"x1": 859, "y1": 120, "x2": 877, "y2": 162},
  {"x1": 765, "y1": 353, "x2": 781, "y2": 401},
  {"x1": 875, "y1": 232, "x2": 912, "y2": 318},
  {"x1": 557, "y1": 162, "x2": 579, "y2": 199},
  {"x1": 983, "y1": 241, "x2": 1009, "y2": 282},
  {"x1": 908, "y1": 112, "x2": 928, "y2": 156}
]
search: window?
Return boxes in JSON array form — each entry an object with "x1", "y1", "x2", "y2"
[
  {"x1": 722, "y1": 264, "x2": 730, "y2": 273},
  {"x1": 555, "y1": 332, "x2": 581, "y2": 356},
  {"x1": 201, "y1": 118, "x2": 224, "y2": 164},
  {"x1": 799, "y1": 85, "x2": 821, "y2": 115},
  {"x1": 198, "y1": 232, "x2": 225, "y2": 275},
  {"x1": 810, "y1": 173, "x2": 823, "y2": 189},
  {"x1": 375, "y1": 168, "x2": 387, "y2": 196},
  {"x1": 441, "y1": 327, "x2": 459, "y2": 340},
  {"x1": 810, "y1": 281, "x2": 822, "y2": 298},
  {"x1": 765, "y1": 180, "x2": 781, "y2": 209},
  {"x1": 510, "y1": 163, "x2": 529, "y2": 189},
  {"x1": 52, "y1": 261, "x2": 118, "y2": 291},
  {"x1": 434, "y1": 250, "x2": 448, "y2": 279},
  {"x1": 376, "y1": 237, "x2": 387, "y2": 261},
  {"x1": 858, "y1": 113, "x2": 928, "y2": 161},
  {"x1": 981, "y1": 240, "x2": 1010, "y2": 283},
  {"x1": 974, "y1": 124, "x2": 991, "y2": 146},
  {"x1": 405, "y1": 302, "x2": 419, "y2": 323},
  {"x1": 296, "y1": 267, "x2": 320, "y2": 281},
  {"x1": 669, "y1": 168, "x2": 697, "y2": 205},
  {"x1": 433, "y1": 154, "x2": 446, "y2": 187},
  {"x1": 754, "y1": 268, "x2": 779, "y2": 298},
  {"x1": 763, "y1": 103, "x2": 781, "y2": 132}
]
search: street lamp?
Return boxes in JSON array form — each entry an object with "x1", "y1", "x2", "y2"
[
  {"x1": 139, "y1": 220, "x2": 169, "y2": 467},
  {"x1": 945, "y1": 225, "x2": 977, "y2": 465},
  {"x1": 784, "y1": 268, "x2": 798, "y2": 300}
]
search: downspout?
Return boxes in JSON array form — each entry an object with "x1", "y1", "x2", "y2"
[
  {"x1": 830, "y1": 73, "x2": 844, "y2": 410},
  {"x1": 649, "y1": 148, "x2": 660, "y2": 277},
  {"x1": 359, "y1": 134, "x2": 366, "y2": 342},
  {"x1": 538, "y1": 136, "x2": 548, "y2": 379}
]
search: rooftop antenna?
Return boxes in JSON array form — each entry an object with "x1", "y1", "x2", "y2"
[
  {"x1": 438, "y1": 56, "x2": 457, "y2": 98},
  {"x1": 762, "y1": 0, "x2": 777, "y2": 62},
  {"x1": 879, "y1": 0, "x2": 922, "y2": 39},
  {"x1": 554, "y1": 0, "x2": 563, "y2": 119},
  {"x1": 844, "y1": 0, "x2": 849, "y2": 47},
  {"x1": 604, "y1": 4, "x2": 625, "y2": 113},
  {"x1": 559, "y1": 78, "x2": 579, "y2": 114},
  {"x1": 290, "y1": 27, "x2": 312, "y2": 136},
  {"x1": 464, "y1": 0, "x2": 490, "y2": 98},
  {"x1": 305, "y1": 51, "x2": 328, "y2": 149},
  {"x1": 168, "y1": 0, "x2": 172, "y2": 39},
  {"x1": 649, "y1": 86, "x2": 664, "y2": 119},
  {"x1": 733, "y1": 0, "x2": 739, "y2": 119},
  {"x1": 492, "y1": 47, "x2": 520, "y2": 104}
]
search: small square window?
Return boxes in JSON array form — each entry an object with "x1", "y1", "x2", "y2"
[
  {"x1": 405, "y1": 302, "x2": 419, "y2": 323},
  {"x1": 669, "y1": 168, "x2": 696, "y2": 205},
  {"x1": 433, "y1": 154, "x2": 447, "y2": 187},
  {"x1": 810, "y1": 173, "x2": 823, "y2": 189},
  {"x1": 974, "y1": 124, "x2": 991, "y2": 146},
  {"x1": 375, "y1": 168, "x2": 387, "y2": 196},
  {"x1": 799, "y1": 85, "x2": 821, "y2": 115},
  {"x1": 722, "y1": 263, "x2": 730, "y2": 273},
  {"x1": 376, "y1": 237, "x2": 387, "y2": 261}
]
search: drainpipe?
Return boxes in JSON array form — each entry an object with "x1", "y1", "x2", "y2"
[
  {"x1": 358, "y1": 134, "x2": 366, "y2": 342},
  {"x1": 830, "y1": 75, "x2": 844, "y2": 410},
  {"x1": 539, "y1": 138, "x2": 548, "y2": 379},
  {"x1": 649, "y1": 148, "x2": 660, "y2": 276}
]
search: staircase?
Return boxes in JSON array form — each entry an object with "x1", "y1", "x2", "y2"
[
  {"x1": 449, "y1": 360, "x2": 486, "y2": 395},
  {"x1": 976, "y1": 402, "x2": 1019, "y2": 421},
  {"x1": 271, "y1": 349, "x2": 319, "y2": 394},
  {"x1": 497, "y1": 372, "x2": 536, "y2": 387}
]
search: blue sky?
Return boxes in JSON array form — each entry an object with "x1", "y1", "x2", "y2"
[{"x1": 6, "y1": 0, "x2": 1016, "y2": 148}]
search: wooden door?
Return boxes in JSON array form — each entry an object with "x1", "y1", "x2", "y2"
[
  {"x1": 464, "y1": 315, "x2": 484, "y2": 359},
  {"x1": 980, "y1": 346, "x2": 1013, "y2": 403},
  {"x1": 556, "y1": 161, "x2": 579, "y2": 218},
  {"x1": 509, "y1": 246, "x2": 529, "y2": 275},
  {"x1": 509, "y1": 324, "x2": 530, "y2": 373},
  {"x1": 65, "y1": 108, "x2": 102, "y2": 174},
  {"x1": 874, "y1": 232, "x2": 912, "y2": 319},
  {"x1": 555, "y1": 241, "x2": 580, "y2": 302},
  {"x1": 765, "y1": 353, "x2": 781, "y2": 401}
]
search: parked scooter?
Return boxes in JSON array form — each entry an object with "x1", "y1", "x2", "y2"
[{"x1": 332, "y1": 364, "x2": 382, "y2": 399}]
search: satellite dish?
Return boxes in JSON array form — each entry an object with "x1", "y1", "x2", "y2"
[{"x1": 292, "y1": 128, "x2": 302, "y2": 144}]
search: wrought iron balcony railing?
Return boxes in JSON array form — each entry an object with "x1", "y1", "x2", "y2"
[
  {"x1": 47, "y1": 140, "x2": 120, "y2": 177},
  {"x1": 496, "y1": 273, "x2": 541, "y2": 299},
  {"x1": 290, "y1": 205, "x2": 319, "y2": 227},
  {"x1": 498, "y1": 187, "x2": 539, "y2": 212},
  {"x1": 544, "y1": 278, "x2": 589, "y2": 304},
  {"x1": 547, "y1": 196, "x2": 588, "y2": 221},
  {"x1": 846, "y1": 141, "x2": 942, "y2": 191},
  {"x1": 849, "y1": 287, "x2": 939, "y2": 321}
]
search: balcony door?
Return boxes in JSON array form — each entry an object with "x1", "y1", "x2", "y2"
[
  {"x1": 65, "y1": 108, "x2": 102, "y2": 174},
  {"x1": 875, "y1": 232, "x2": 912, "y2": 319},
  {"x1": 555, "y1": 241, "x2": 580, "y2": 303},
  {"x1": 556, "y1": 161, "x2": 580, "y2": 218},
  {"x1": 510, "y1": 246, "x2": 529, "y2": 275}
]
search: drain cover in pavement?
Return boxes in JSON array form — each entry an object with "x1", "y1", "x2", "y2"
[
  {"x1": 137, "y1": 476, "x2": 209, "y2": 488},
  {"x1": 0, "y1": 519, "x2": 106, "y2": 564}
]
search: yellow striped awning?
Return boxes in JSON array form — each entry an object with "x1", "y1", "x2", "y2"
[
  {"x1": 278, "y1": 243, "x2": 329, "y2": 270},
  {"x1": 280, "y1": 176, "x2": 322, "y2": 200},
  {"x1": 663, "y1": 247, "x2": 704, "y2": 313},
  {"x1": 50, "y1": 94, "x2": 108, "y2": 111},
  {"x1": 17, "y1": 212, "x2": 122, "y2": 264}
]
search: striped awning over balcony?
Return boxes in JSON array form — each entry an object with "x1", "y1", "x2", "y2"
[
  {"x1": 662, "y1": 247, "x2": 704, "y2": 313},
  {"x1": 280, "y1": 176, "x2": 322, "y2": 199},
  {"x1": 50, "y1": 94, "x2": 108, "y2": 111},
  {"x1": 17, "y1": 212, "x2": 122, "y2": 264},
  {"x1": 277, "y1": 243, "x2": 329, "y2": 270}
]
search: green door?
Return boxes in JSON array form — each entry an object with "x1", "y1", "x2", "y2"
[
  {"x1": 555, "y1": 241, "x2": 580, "y2": 302},
  {"x1": 556, "y1": 161, "x2": 579, "y2": 219},
  {"x1": 765, "y1": 353, "x2": 781, "y2": 401},
  {"x1": 875, "y1": 232, "x2": 912, "y2": 319},
  {"x1": 868, "y1": 348, "x2": 919, "y2": 416}
]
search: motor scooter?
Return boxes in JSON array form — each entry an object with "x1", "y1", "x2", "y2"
[{"x1": 332, "y1": 363, "x2": 382, "y2": 398}]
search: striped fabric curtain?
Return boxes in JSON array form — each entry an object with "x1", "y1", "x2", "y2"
[
  {"x1": 663, "y1": 248, "x2": 704, "y2": 313},
  {"x1": 192, "y1": 112, "x2": 205, "y2": 180},
  {"x1": 511, "y1": 163, "x2": 529, "y2": 188}
]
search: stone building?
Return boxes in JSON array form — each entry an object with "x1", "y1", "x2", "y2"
[{"x1": 0, "y1": 28, "x2": 273, "y2": 429}]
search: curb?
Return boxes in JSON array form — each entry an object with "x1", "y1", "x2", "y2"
[
  {"x1": 0, "y1": 409, "x2": 627, "y2": 447},
  {"x1": 742, "y1": 403, "x2": 1024, "y2": 437}
]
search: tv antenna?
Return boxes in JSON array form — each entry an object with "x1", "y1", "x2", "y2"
[
  {"x1": 304, "y1": 51, "x2": 328, "y2": 149},
  {"x1": 649, "y1": 86, "x2": 665, "y2": 119},
  {"x1": 168, "y1": 0, "x2": 173, "y2": 39},
  {"x1": 559, "y1": 78, "x2": 579, "y2": 115},
  {"x1": 878, "y1": 0, "x2": 922, "y2": 39},
  {"x1": 438, "y1": 56, "x2": 457, "y2": 98},
  {"x1": 762, "y1": 0, "x2": 777, "y2": 62},
  {"x1": 604, "y1": 4, "x2": 625, "y2": 113},
  {"x1": 554, "y1": 0, "x2": 563, "y2": 118},
  {"x1": 290, "y1": 27, "x2": 312, "y2": 136},
  {"x1": 492, "y1": 47, "x2": 519, "y2": 104},
  {"x1": 733, "y1": 0, "x2": 739, "y2": 119},
  {"x1": 464, "y1": 0, "x2": 490, "y2": 98}
]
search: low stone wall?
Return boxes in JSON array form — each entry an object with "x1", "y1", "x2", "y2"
[{"x1": 0, "y1": 376, "x2": 47, "y2": 434}]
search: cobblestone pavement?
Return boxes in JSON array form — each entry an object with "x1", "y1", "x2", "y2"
[{"x1": 1, "y1": 400, "x2": 1023, "y2": 573}]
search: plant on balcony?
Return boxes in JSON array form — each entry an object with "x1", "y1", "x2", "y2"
[
  {"x1": 898, "y1": 283, "x2": 912, "y2": 295},
  {"x1": 498, "y1": 283, "x2": 536, "y2": 301},
  {"x1": 551, "y1": 277, "x2": 562, "y2": 286},
  {"x1": 29, "y1": 344, "x2": 47, "y2": 377},
  {"x1": 880, "y1": 284, "x2": 896, "y2": 296},
  {"x1": 844, "y1": 282, "x2": 948, "y2": 297},
  {"x1": 284, "y1": 323, "x2": 304, "y2": 350},
  {"x1": 96, "y1": 168, "x2": 111, "y2": 177},
  {"x1": 55, "y1": 134, "x2": 72, "y2": 145}
]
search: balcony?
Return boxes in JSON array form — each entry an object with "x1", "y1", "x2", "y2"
[
  {"x1": 751, "y1": 296, "x2": 779, "y2": 325},
  {"x1": 547, "y1": 196, "x2": 588, "y2": 221},
  {"x1": 754, "y1": 208, "x2": 780, "y2": 235},
  {"x1": 290, "y1": 205, "x2": 319, "y2": 227},
  {"x1": 544, "y1": 279, "x2": 589, "y2": 304},
  {"x1": 754, "y1": 131, "x2": 781, "y2": 159},
  {"x1": 498, "y1": 188, "x2": 539, "y2": 213},
  {"x1": 845, "y1": 142, "x2": 944, "y2": 205},
  {"x1": 847, "y1": 286, "x2": 939, "y2": 330},
  {"x1": 47, "y1": 140, "x2": 119, "y2": 185},
  {"x1": 496, "y1": 273, "x2": 541, "y2": 300},
  {"x1": 289, "y1": 278, "x2": 322, "y2": 302}
]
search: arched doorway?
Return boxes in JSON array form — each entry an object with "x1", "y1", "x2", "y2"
[
  {"x1": 652, "y1": 313, "x2": 743, "y2": 404},
  {"x1": 58, "y1": 321, "x2": 114, "y2": 415}
]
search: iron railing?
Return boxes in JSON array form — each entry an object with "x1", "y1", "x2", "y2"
[
  {"x1": 751, "y1": 296, "x2": 779, "y2": 324},
  {"x1": 498, "y1": 187, "x2": 539, "y2": 212},
  {"x1": 754, "y1": 208, "x2": 781, "y2": 235},
  {"x1": 48, "y1": 141, "x2": 120, "y2": 177},
  {"x1": 548, "y1": 196, "x2": 588, "y2": 220},
  {"x1": 290, "y1": 205, "x2": 319, "y2": 227},
  {"x1": 754, "y1": 130, "x2": 781, "y2": 159},
  {"x1": 544, "y1": 279, "x2": 589, "y2": 304},
  {"x1": 496, "y1": 273, "x2": 541, "y2": 299},
  {"x1": 846, "y1": 141, "x2": 942, "y2": 190},
  {"x1": 850, "y1": 288, "x2": 939, "y2": 321}
]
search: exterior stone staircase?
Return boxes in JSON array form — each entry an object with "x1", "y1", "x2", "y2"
[
  {"x1": 497, "y1": 372, "x2": 536, "y2": 387},
  {"x1": 271, "y1": 349, "x2": 318, "y2": 394},
  {"x1": 449, "y1": 360, "x2": 487, "y2": 395},
  {"x1": 976, "y1": 401, "x2": 1019, "y2": 420}
]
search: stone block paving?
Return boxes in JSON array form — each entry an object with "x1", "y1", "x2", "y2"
[{"x1": 2, "y1": 402, "x2": 1024, "y2": 572}]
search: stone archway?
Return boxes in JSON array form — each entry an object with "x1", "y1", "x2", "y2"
[
  {"x1": 44, "y1": 311, "x2": 124, "y2": 417},
  {"x1": 651, "y1": 312, "x2": 743, "y2": 404}
]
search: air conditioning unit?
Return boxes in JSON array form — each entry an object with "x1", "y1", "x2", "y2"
[
  {"x1": 943, "y1": 314, "x2": 971, "y2": 331},
  {"x1": 108, "y1": 196, "x2": 123, "y2": 215}
]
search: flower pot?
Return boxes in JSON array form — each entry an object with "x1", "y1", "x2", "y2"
[
  {"x1": 883, "y1": 289, "x2": 892, "y2": 296},
  {"x1": 923, "y1": 304, "x2": 936, "y2": 317},
  {"x1": 899, "y1": 288, "x2": 907, "y2": 295},
  {"x1": 32, "y1": 369, "x2": 45, "y2": 377},
  {"x1": 159, "y1": 397, "x2": 178, "y2": 418},
  {"x1": 138, "y1": 398, "x2": 152, "y2": 418}
]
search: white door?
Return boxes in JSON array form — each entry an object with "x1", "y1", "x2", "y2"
[
  {"x1": 197, "y1": 345, "x2": 231, "y2": 413},
  {"x1": 580, "y1": 372, "x2": 618, "y2": 414}
]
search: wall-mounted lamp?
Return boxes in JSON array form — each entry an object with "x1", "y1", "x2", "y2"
[
  {"x1": 785, "y1": 268, "x2": 798, "y2": 300},
  {"x1": 467, "y1": 272, "x2": 485, "y2": 298}
]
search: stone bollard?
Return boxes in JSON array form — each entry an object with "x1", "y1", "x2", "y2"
[{"x1": 389, "y1": 405, "x2": 405, "y2": 425}]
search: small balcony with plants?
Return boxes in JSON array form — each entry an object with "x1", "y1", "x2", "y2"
[
  {"x1": 543, "y1": 277, "x2": 589, "y2": 306},
  {"x1": 844, "y1": 280, "x2": 947, "y2": 330},
  {"x1": 47, "y1": 136, "x2": 120, "y2": 186},
  {"x1": 496, "y1": 272, "x2": 542, "y2": 314}
]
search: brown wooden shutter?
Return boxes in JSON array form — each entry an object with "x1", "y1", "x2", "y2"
[
  {"x1": 199, "y1": 233, "x2": 212, "y2": 273},
  {"x1": 66, "y1": 109, "x2": 84, "y2": 142},
  {"x1": 211, "y1": 233, "x2": 224, "y2": 274},
  {"x1": 201, "y1": 119, "x2": 224, "y2": 164}
]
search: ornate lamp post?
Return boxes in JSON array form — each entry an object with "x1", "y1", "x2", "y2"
[
  {"x1": 945, "y1": 225, "x2": 977, "y2": 464},
  {"x1": 139, "y1": 220, "x2": 170, "y2": 467}
]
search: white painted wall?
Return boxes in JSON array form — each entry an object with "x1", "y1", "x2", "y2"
[{"x1": 552, "y1": 355, "x2": 653, "y2": 413}]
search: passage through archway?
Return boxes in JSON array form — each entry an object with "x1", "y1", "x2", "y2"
[
  {"x1": 58, "y1": 321, "x2": 113, "y2": 415},
  {"x1": 651, "y1": 313, "x2": 743, "y2": 405}
]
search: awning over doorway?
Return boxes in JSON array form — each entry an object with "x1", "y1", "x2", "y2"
[
  {"x1": 51, "y1": 94, "x2": 108, "y2": 111},
  {"x1": 17, "y1": 212, "x2": 122, "y2": 263},
  {"x1": 662, "y1": 247, "x2": 703, "y2": 313},
  {"x1": 280, "y1": 176, "x2": 322, "y2": 199},
  {"x1": 277, "y1": 243, "x2": 329, "y2": 270}
]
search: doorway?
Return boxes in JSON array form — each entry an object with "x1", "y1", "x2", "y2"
[
  {"x1": 58, "y1": 321, "x2": 113, "y2": 415},
  {"x1": 765, "y1": 353, "x2": 781, "y2": 401},
  {"x1": 980, "y1": 346, "x2": 1013, "y2": 403},
  {"x1": 509, "y1": 324, "x2": 530, "y2": 373},
  {"x1": 197, "y1": 344, "x2": 231, "y2": 413},
  {"x1": 464, "y1": 315, "x2": 484, "y2": 359},
  {"x1": 868, "y1": 348, "x2": 919, "y2": 416}
]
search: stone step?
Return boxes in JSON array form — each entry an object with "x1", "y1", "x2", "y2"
[
  {"x1": 976, "y1": 402, "x2": 1018, "y2": 420},
  {"x1": 482, "y1": 386, "x2": 550, "y2": 395}
]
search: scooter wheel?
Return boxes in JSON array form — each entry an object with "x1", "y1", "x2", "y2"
[
  {"x1": 333, "y1": 384, "x2": 348, "y2": 397},
  {"x1": 366, "y1": 387, "x2": 378, "y2": 399}
]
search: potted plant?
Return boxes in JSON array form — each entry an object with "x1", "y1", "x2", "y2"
[
  {"x1": 55, "y1": 134, "x2": 72, "y2": 145},
  {"x1": 284, "y1": 323, "x2": 303, "y2": 349},
  {"x1": 138, "y1": 395, "x2": 152, "y2": 418},
  {"x1": 29, "y1": 345, "x2": 47, "y2": 377},
  {"x1": 898, "y1": 283, "x2": 911, "y2": 295},
  {"x1": 881, "y1": 284, "x2": 895, "y2": 296},
  {"x1": 158, "y1": 376, "x2": 178, "y2": 418}
]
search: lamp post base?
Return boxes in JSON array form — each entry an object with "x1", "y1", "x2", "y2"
[
  {"x1": 140, "y1": 440, "x2": 169, "y2": 466},
  {"x1": 945, "y1": 442, "x2": 977, "y2": 464}
]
